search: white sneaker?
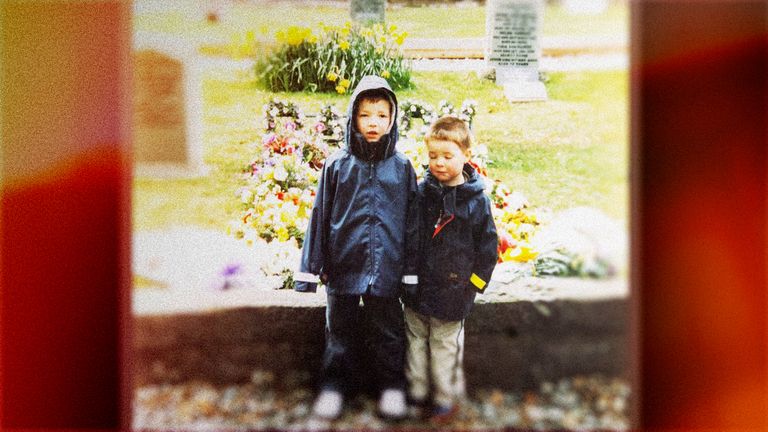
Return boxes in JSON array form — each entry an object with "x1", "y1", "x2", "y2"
[
  {"x1": 312, "y1": 389, "x2": 343, "y2": 420},
  {"x1": 378, "y1": 388, "x2": 407, "y2": 420}
]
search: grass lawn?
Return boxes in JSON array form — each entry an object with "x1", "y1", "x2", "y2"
[
  {"x1": 134, "y1": 1, "x2": 627, "y2": 40},
  {"x1": 132, "y1": 69, "x2": 627, "y2": 232}
]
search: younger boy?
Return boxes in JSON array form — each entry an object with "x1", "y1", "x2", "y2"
[
  {"x1": 403, "y1": 115, "x2": 498, "y2": 421},
  {"x1": 294, "y1": 75, "x2": 419, "y2": 421}
]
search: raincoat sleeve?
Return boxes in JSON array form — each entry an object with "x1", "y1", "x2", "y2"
[
  {"x1": 401, "y1": 162, "x2": 420, "y2": 291},
  {"x1": 469, "y1": 195, "x2": 499, "y2": 294},
  {"x1": 294, "y1": 160, "x2": 335, "y2": 293}
]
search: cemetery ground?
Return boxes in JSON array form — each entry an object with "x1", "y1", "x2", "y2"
[
  {"x1": 134, "y1": 1, "x2": 627, "y2": 41},
  {"x1": 131, "y1": 68, "x2": 630, "y2": 429},
  {"x1": 132, "y1": 2, "x2": 629, "y2": 429},
  {"x1": 133, "y1": 70, "x2": 627, "y2": 232}
]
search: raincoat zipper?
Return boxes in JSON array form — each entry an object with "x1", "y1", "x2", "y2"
[{"x1": 368, "y1": 161, "x2": 375, "y2": 288}]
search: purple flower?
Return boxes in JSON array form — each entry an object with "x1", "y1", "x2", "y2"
[{"x1": 221, "y1": 263, "x2": 242, "y2": 277}]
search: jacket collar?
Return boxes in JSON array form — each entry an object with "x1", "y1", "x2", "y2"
[{"x1": 424, "y1": 164, "x2": 486, "y2": 217}]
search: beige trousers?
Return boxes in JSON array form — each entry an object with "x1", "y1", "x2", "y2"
[{"x1": 404, "y1": 306, "x2": 466, "y2": 407}]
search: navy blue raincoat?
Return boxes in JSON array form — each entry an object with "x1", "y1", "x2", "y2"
[
  {"x1": 404, "y1": 164, "x2": 498, "y2": 321},
  {"x1": 294, "y1": 76, "x2": 419, "y2": 297}
]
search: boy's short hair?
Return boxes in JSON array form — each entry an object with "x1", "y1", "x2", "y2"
[
  {"x1": 425, "y1": 115, "x2": 473, "y2": 153},
  {"x1": 354, "y1": 88, "x2": 394, "y2": 116}
]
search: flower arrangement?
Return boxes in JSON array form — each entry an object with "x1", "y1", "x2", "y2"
[
  {"x1": 227, "y1": 99, "x2": 618, "y2": 290},
  {"x1": 399, "y1": 99, "x2": 438, "y2": 135},
  {"x1": 262, "y1": 98, "x2": 304, "y2": 132},
  {"x1": 230, "y1": 102, "x2": 343, "y2": 248},
  {"x1": 488, "y1": 182, "x2": 541, "y2": 263},
  {"x1": 255, "y1": 22, "x2": 412, "y2": 93},
  {"x1": 315, "y1": 104, "x2": 345, "y2": 146}
]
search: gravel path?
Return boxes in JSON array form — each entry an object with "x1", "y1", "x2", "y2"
[{"x1": 134, "y1": 374, "x2": 631, "y2": 430}]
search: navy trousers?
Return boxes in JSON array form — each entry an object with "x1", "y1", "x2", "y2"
[{"x1": 321, "y1": 293, "x2": 406, "y2": 395}]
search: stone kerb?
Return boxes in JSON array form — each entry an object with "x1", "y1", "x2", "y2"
[
  {"x1": 133, "y1": 274, "x2": 629, "y2": 391},
  {"x1": 132, "y1": 34, "x2": 208, "y2": 178}
]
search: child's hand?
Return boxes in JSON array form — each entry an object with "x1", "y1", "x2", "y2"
[
  {"x1": 294, "y1": 281, "x2": 317, "y2": 293},
  {"x1": 402, "y1": 282, "x2": 418, "y2": 303}
]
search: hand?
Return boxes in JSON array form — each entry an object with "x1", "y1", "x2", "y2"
[{"x1": 294, "y1": 280, "x2": 317, "y2": 293}]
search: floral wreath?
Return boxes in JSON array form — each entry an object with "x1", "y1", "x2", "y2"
[
  {"x1": 315, "y1": 104, "x2": 344, "y2": 145},
  {"x1": 435, "y1": 100, "x2": 478, "y2": 129},
  {"x1": 262, "y1": 98, "x2": 304, "y2": 132},
  {"x1": 398, "y1": 99, "x2": 436, "y2": 134}
]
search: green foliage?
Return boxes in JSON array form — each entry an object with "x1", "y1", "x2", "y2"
[{"x1": 254, "y1": 22, "x2": 412, "y2": 93}]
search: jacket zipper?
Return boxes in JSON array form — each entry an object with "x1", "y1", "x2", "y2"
[{"x1": 368, "y1": 161, "x2": 375, "y2": 288}]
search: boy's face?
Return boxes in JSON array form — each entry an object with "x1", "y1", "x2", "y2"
[
  {"x1": 427, "y1": 139, "x2": 469, "y2": 187},
  {"x1": 355, "y1": 98, "x2": 391, "y2": 143}
]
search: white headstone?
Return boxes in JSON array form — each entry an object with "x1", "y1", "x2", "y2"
[
  {"x1": 564, "y1": 0, "x2": 609, "y2": 15},
  {"x1": 486, "y1": 0, "x2": 548, "y2": 102}
]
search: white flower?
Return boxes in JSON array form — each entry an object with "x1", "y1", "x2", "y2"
[
  {"x1": 273, "y1": 165, "x2": 289, "y2": 182},
  {"x1": 240, "y1": 189, "x2": 254, "y2": 203}
]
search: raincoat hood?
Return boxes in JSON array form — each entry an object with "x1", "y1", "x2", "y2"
[
  {"x1": 345, "y1": 75, "x2": 399, "y2": 161},
  {"x1": 423, "y1": 163, "x2": 487, "y2": 218}
]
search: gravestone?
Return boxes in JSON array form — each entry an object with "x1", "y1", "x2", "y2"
[
  {"x1": 486, "y1": 0, "x2": 548, "y2": 101},
  {"x1": 564, "y1": 0, "x2": 609, "y2": 15},
  {"x1": 132, "y1": 36, "x2": 207, "y2": 177},
  {"x1": 351, "y1": 0, "x2": 386, "y2": 24}
]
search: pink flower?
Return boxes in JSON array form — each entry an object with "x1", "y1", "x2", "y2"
[
  {"x1": 314, "y1": 122, "x2": 326, "y2": 133},
  {"x1": 263, "y1": 133, "x2": 277, "y2": 146},
  {"x1": 285, "y1": 121, "x2": 297, "y2": 131}
]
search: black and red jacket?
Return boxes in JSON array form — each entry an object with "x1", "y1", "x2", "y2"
[{"x1": 405, "y1": 164, "x2": 498, "y2": 321}]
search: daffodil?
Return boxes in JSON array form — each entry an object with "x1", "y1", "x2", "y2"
[
  {"x1": 326, "y1": 71, "x2": 338, "y2": 82},
  {"x1": 339, "y1": 40, "x2": 350, "y2": 51},
  {"x1": 336, "y1": 85, "x2": 346, "y2": 94},
  {"x1": 339, "y1": 78, "x2": 351, "y2": 89},
  {"x1": 381, "y1": 70, "x2": 390, "y2": 79},
  {"x1": 395, "y1": 31, "x2": 407, "y2": 45},
  {"x1": 375, "y1": 46, "x2": 384, "y2": 54},
  {"x1": 285, "y1": 26, "x2": 310, "y2": 46}
]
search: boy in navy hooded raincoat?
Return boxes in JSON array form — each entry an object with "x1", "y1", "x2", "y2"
[
  {"x1": 403, "y1": 116, "x2": 498, "y2": 422},
  {"x1": 294, "y1": 76, "x2": 419, "y2": 420}
]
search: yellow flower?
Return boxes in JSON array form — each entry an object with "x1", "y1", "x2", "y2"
[
  {"x1": 381, "y1": 70, "x2": 390, "y2": 79},
  {"x1": 341, "y1": 27, "x2": 350, "y2": 37},
  {"x1": 388, "y1": 24, "x2": 397, "y2": 33},
  {"x1": 339, "y1": 78, "x2": 351, "y2": 88},
  {"x1": 375, "y1": 46, "x2": 384, "y2": 54},
  {"x1": 326, "y1": 71, "x2": 338, "y2": 82},
  {"x1": 275, "y1": 30, "x2": 286, "y2": 44},
  {"x1": 336, "y1": 85, "x2": 346, "y2": 94},
  {"x1": 307, "y1": 34, "x2": 318, "y2": 44},
  {"x1": 395, "y1": 31, "x2": 408, "y2": 45},
  {"x1": 510, "y1": 245, "x2": 539, "y2": 262},
  {"x1": 379, "y1": 35, "x2": 387, "y2": 44},
  {"x1": 339, "y1": 39, "x2": 350, "y2": 51},
  {"x1": 285, "y1": 26, "x2": 311, "y2": 46}
]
